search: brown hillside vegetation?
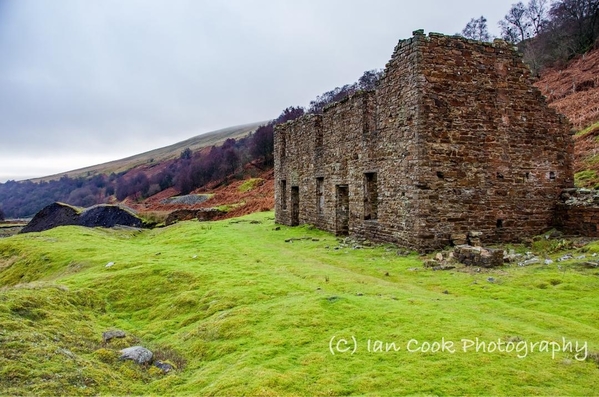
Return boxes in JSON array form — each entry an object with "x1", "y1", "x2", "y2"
[
  {"x1": 130, "y1": 168, "x2": 275, "y2": 223},
  {"x1": 535, "y1": 48, "x2": 599, "y2": 188},
  {"x1": 535, "y1": 48, "x2": 599, "y2": 130}
]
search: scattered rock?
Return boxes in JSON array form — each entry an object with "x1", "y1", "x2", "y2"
[
  {"x1": 105, "y1": 262, "x2": 115, "y2": 268},
  {"x1": 356, "y1": 292, "x2": 364, "y2": 296},
  {"x1": 544, "y1": 259, "x2": 554, "y2": 265},
  {"x1": 454, "y1": 245, "x2": 503, "y2": 268},
  {"x1": 423, "y1": 259, "x2": 439, "y2": 268},
  {"x1": 153, "y1": 360, "x2": 174, "y2": 373},
  {"x1": 161, "y1": 194, "x2": 210, "y2": 206},
  {"x1": 487, "y1": 277, "x2": 495, "y2": 283},
  {"x1": 102, "y1": 329, "x2": 126, "y2": 343},
  {"x1": 503, "y1": 249, "x2": 523, "y2": 263},
  {"x1": 119, "y1": 346, "x2": 153, "y2": 365},
  {"x1": 519, "y1": 258, "x2": 541, "y2": 266},
  {"x1": 432, "y1": 265, "x2": 456, "y2": 271}
]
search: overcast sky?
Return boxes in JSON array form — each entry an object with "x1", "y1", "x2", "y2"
[{"x1": 0, "y1": 0, "x2": 518, "y2": 182}]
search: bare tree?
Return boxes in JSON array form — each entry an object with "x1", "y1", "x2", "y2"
[
  {"x1": 461, "y1": 16, "x2": 492, "y2": 41},
  {"x1": 526, "y1": 0, "x2": 550, "y2": 34},
  {"x1": 550, "y1": 0, "x2": 599, "y2": 54},
  {"x1": 499, "y1": 2, "x2": 532, "y2": 42}
]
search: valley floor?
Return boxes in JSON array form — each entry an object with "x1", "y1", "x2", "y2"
[{"x1": 0, "y1": 211, "x2": 598, "y2": 395}]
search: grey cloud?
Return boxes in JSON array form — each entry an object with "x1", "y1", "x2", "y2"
[{"x1": 0, "y1": 0, "x2": 516, "y2": 181}]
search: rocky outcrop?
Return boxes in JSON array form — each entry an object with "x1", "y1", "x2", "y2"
[{"x1": 20, "y1": 202, "x2": 144, "y2": 234}]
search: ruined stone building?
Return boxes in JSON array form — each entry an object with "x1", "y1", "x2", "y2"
[{"x1": 274, "y1": 30, "x2": 574, "y2": 252}]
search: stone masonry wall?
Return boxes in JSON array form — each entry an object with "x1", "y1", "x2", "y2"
[
  {"x1": 554, "y1": 189, "x2": 599, "y2": 237},
  {"x1": 275, "y1": 30, "x2": 574, "y2": 252},
  {"x1": 415, "y1": 32, "x2": 573, "y2": 248}
]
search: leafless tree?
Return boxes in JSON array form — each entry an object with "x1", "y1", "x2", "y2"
[
  {"x1": 461, "y1": 16, "x2": 492, "y2": 41},
  {"x1": 499, "y1": 2, "x2": 531, "y2": 42}
]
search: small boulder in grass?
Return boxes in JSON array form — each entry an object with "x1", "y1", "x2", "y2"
[
  {"x1": 154, "y1": 360, "x2": 174, "y2": 373},
  {"x1": 120, "y1": 346, "x2": 153, "y2": 365},
  {"x1": 102, "y1": 329, "x2": 126, "y2": 343}
]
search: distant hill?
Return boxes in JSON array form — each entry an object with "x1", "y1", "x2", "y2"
[
  {"x1": 0, "y1": 121, "x2": 269, "y2": 218},
  {"x1": 32, "y1": 121, "x2": 267, "y2": 182}
]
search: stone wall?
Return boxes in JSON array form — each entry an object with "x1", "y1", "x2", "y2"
[
  {"x1": 554, "y1": 189, "x2": 599, "y2": 236},
  {"x1": 415, "y1": 32, "x2": 573, "y2": 247},
  {"x1": 275, "y1": 30, "x2": 574, "y2": 252}
]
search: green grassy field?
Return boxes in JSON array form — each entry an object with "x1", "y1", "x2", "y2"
[{"x1": 1, "y1": 211, "x2": 598, "y2": 396}]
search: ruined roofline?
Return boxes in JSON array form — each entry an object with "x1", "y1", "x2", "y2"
[
  {"x1": 275, "y1": 29, "x2": 547, "y2": 134},
  {"x1": 406, "y1": 28, "x2": 514, "y2": 48},
  {"x1": 386, "y1": 29, "x2": 517, "y2": 71},
  {"x1": 274, "y1": 90, "x2": 375, "y2": 132},
  {"x1": 320, "y1": 89, "x2": 375, "y2": 113}
]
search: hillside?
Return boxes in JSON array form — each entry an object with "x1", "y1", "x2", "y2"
[
  {"x1": 535, "y1": 49, "x2": 599, "y2": 131},
  {"x1": 32, "y1": 121, "x2": 266, "y2": 183},
  {"x1": 0, "y1": 121, "x2": 271, "y2": 219},
  {"x1": 1, "y1": 212, "x2": 599, "y2": 395},
  {"x1": 535, "y1": 47, "x2": 599, "y2": 188}
]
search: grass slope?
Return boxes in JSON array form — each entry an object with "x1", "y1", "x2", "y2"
[{"x1": 1, "y1": 212, "x2": 599, "y2": 395}]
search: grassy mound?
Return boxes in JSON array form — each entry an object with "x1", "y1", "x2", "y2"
[{"x1": 1, "y1": 212, "x2": 599, "y2": 395}]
